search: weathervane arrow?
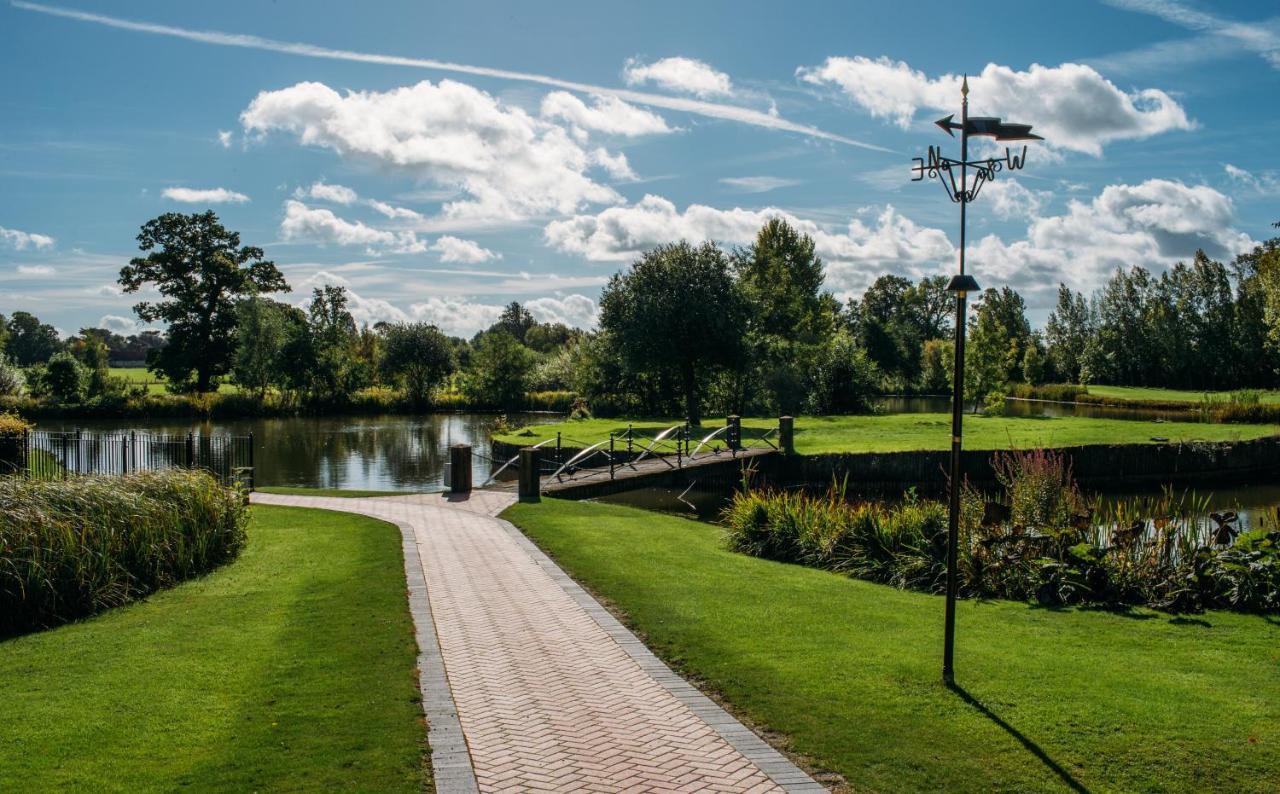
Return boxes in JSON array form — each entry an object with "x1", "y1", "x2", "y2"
[{"x1": 934, "y1": 114, "x2": 959, "y2": 136}]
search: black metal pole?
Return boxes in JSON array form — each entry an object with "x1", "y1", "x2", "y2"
[{"x1": 943, "y1": 77, "x2": 971, "y2": 687}]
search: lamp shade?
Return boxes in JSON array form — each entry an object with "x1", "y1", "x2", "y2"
[{"x1": 946, "y1": 274, "x2": 981, "y2": 293}]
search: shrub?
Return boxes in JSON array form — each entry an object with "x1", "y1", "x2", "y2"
[
  {"x1": 0, "y1": 469, "x2": 248, "y2": 635},
  {"x1": 0, "y1": 357, "x2": 26, "y2": 398},
  {"x1": 42, "y1": 352, "x2": 86, "y2": 403}
]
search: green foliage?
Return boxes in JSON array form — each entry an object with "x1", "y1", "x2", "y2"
[
  {"x1": 0, "y1": 357, "x2": 26, "y2": 398},
  {"x1": 118, "y1": 211, "x2": 289, "y2": 392},
  {"x1": 3, "y1": 311, "x2": 62, "y2": 366},
  {"x1": 379, "y1": 322, "x2": 454, "y2": 407},
  {"x1": 600, "y1": 240, "x2": 746, "y2": 425},
  {"x1": 918, "y1": 338, "x2": 951, "y2": 394},
  {"x1": 232, "y1": 296, "x2": 300, "y2": 397},
  {"x1": 42, "y1": 351, "x2": 86, "y2": 403},
  {"x1": 806, "y1": 329, "x2": 881, "y2": 414},
  {"x1": 0, "y1": 469, "x2": 247, "y2": 635},
  {"x1": 981, "y1": 388, "x2": 1007, "y2": 416},
  {"x1": 461, "y1": 330, "x2": 537, "y2": 409}
]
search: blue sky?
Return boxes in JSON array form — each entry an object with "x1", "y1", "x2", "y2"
[{"x1": 2, "y1": 0, "x2": 1278, "y2": 336}]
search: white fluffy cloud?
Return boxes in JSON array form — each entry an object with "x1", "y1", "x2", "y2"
[
  {"x1": 972, "y1": 178, "x2": 1254, "y2": 301},
  {"x1": 241, "y1": 79, "x2": 626, "y2": 223},
  {"x1": 99, "y1": 314, "x2": 139, "y2": 334},
  {"x1": 281, "y1": 200, "x2": 427, "y2": 253},
  {"x1": 300, "y1": 181, "x2": 358, "y2": 205},
  {"x1": 1, "y1": 226, "x2": 55, "y2": 250},
  {"x1": 431, "y1": 235, "x2": 499, "y2": 264},
  {"x1": 1225, "y1": 163, "x2": 1280, "y2": 196},
  {"x1": 623, "y1": 57, "x2": 733, "y2": 98},
  {"x1": 544, "y1": 194, "x2": 954, "y2": 295},
  {"x1": 16, "y1": 264, "x2": 56, "y2": 277},
  {"x1": 408, "y1": 297, "x2": 503, "y2": 336},
  {"x1": 798, "y1": 58, "x2": 1193, "y2": 155},
  {"x1": 526, "y1": 294, "x2": 599, "y2": 328},
  {"x1": 981, "y1": 179, "x2": 1051, "y2": 220},
  {"x1": 162, "y1": 186, "x2": 250, "y2": 204},
  {"x1": 540, "y1": 92, "x2": 673, "y2": 136}
]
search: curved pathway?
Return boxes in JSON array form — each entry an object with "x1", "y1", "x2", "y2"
[{"x1": 251, "y1": 491, "x2": 822, "y2": 793}]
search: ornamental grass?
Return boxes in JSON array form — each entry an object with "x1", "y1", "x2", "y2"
[{"x1": 0, "y1": 469, "x2": 247, "y2": 636}]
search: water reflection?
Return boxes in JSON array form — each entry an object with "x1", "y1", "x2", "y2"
[
  {"x1": 878, "y1": 396, "x2": 1194, "y2": 422},
  {"x1": 50, "y1": 413, "x2": 556, "y2": 492}
]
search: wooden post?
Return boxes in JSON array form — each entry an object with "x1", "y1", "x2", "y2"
[
  {"x1": 247, "y1": 431, "x2": 255, "y2": 492},
  {"x1": 518, "y1": 447, "x2": 540, "y2": 502},
  {"x1": 186, "y1": 432, "x2": 196, "y2": 469},
  {"x1": 727, "y1": 415, "x2": 741, "y2": 452},
  {"x1": 609, "y1": 434, "x2": 615, "y2": 479},
  {"x1": 780, "y1": 416, "x2": 795, "y2": 455},
  {"x1": 449, "y1": 444, "x2": 472, "y2": 494}
]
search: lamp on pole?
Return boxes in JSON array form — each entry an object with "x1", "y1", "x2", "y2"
[{"x1": 911, "y1": 75, "x2": 1041, "y2": 686}]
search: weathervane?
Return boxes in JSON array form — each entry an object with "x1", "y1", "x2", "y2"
[{"x1": 911, "y1": 75, "x2": 1041, "y2": 688}]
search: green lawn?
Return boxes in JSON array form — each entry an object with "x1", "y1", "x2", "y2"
[
  {"x1": 108, "y1": 367, "x2": 238, "y2": 394},
  {"x1": 504, "y1": 499, "x2": 1280, "y2": 793},
  {"x1": 0, "y1": 505, "x2": 426, "y2": 792},
  {"x1": 497, "y1": 413, "x2": 1280, "y2": 455},
  {"x1": 1085, "y1": 385, "x2": 1280, "y2": 404}
]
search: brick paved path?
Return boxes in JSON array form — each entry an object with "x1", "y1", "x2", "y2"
[{"x1": 251, "y1": 491, "x2": 823, "y2": 793}]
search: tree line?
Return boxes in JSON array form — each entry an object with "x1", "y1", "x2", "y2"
[{"x1": 3, "y1": 211, "x2": 1279, "y2": 419}]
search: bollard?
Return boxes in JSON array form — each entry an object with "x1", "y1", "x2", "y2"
[
  {"x1": 779, "y1": 415, "x2": 795, "y2": 455},
  {"x1": 449, "y1": 443, "x2": 472, "y2": 494},
  {"x1": 518, "y1": 447, "x2": 540, "y2": 502},
  {"x1": 726, "y1": 415, "x2": 741, "y2": 452}
]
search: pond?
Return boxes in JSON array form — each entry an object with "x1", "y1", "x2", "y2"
[
  {"x1": 48, "y1": 413, "x2": 558, "y2": 492},
  {"x1": 879, "y1": 396, "x2": 1194, "y2": 422}
]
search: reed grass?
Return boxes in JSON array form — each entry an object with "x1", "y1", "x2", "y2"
[{"x1": 0, "y1": 469, "x2": 247, "y2": 635}]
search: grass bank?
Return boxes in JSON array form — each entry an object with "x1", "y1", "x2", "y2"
[
  {"x1": 504, "y1": 499, "x2": 1279, "y2": 792},
  {"x1": 496, "y1": 413, "x2": 1280, "y2": 455},
  {"x1": 1086, "y1": 385, "x2": 1280, "y2": 405},
  {"x1": 0, "y1": 505, "x2": 426, "y2": 792}
]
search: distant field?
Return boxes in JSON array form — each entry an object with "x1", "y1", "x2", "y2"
[
  {"x1": 1085, "y1": 385, "x2": 1280, "y2": 405},
  {"x1": 108, "y1": 367, "x2": 237, "y2": 394}
]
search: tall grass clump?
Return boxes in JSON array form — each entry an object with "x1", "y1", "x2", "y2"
[
  {"x1": 0, "y1": 469, "x2": 248, "y2": 636},
  {"x1": 725, "y1": 448, "x2": 1280, "y2": 613}
]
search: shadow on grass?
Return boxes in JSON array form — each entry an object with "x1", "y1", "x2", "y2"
[{"x1": 948, "y1": 682, "x2": 1091, "y2": 794}]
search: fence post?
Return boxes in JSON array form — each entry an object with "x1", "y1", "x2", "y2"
[
  {"x1": 449, "y1": 444, "x2": 472, "y2": 494},
  {"x1": 247, "y1": 431, "x2": 256, "y2": 491},
  {"x1": 677, "y1": 427, "x2": 683, "y2": 468},
  {"x1": 75, "y1": 428, "x2": 82, "y2": 474},
  {"x1": 121, "y1": 432, "x2": 128, "y2": 475},
  {"x1": 518, "y1": 447, "x2": 540, "y2": 502},
  {"x1": 780, "y1": 416, "x2": 795, "y2": 455},
  {"x1": 186, "y1": 432, "x2": 195, "y2": 468},
  {"x1": 556, "y1": 432, "x2": 562, "y2": 465},
  {"x1": 727, "y1": 415, "x2": 741, "y2": 454},
  {"x1": 609, "y1": 433, "x2": 615, "y2": 479},
  {"x1": 627, "y1": 423, "x2": 633, "y2": 456}
]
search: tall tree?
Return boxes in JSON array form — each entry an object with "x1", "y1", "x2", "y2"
[
  {"x1": 4, "y1": 311, "x2": 62, "y2": 365},
  {"x1": 600, "y1": 241, "x2": 746, "y2": 425},
  {"x1": 232, "y1": 296, "x2": 301, "y2": 397},
  {"x1": 1045, "y1": 284, "x2": 1091, "y2": 383},
  {"x1": 381, "y1": 323, "x2": 455, "y2": 407},
  {"x1": 971, "y1": 287, "x2": 1032, "y2": 382},
  {"x1": 461, "y1": 330, "x2": 536, "y2": 410},
  {"x1": 118, "y1": 211, "x2": 288, "y2": 392},
  {"x1": 494, "y1": 302, "x2": 536, "y2": 344}
]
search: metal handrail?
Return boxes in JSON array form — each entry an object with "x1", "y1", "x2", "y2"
[
  {"x1": 689, "y1": 424, "x2": 733, "y2": 459},
  {"x1": 481, "y1": 437, "x2": 555, "y2": 486},
  {"x1": 628, "y1": 424, "x2": 683, "y2": 469},
  {"x1": 548, "y1": 439, "x2": 614, "y2": 481}
]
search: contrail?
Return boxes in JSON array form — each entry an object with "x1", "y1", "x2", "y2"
[{"x1": 13, "y1": 1, "x2": 894, "y2": 153}]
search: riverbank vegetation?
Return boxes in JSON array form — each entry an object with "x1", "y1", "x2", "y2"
[
  {"x1": 0, "y1": 505, "x2": 426, "y2": 791},
  {"x1": 495, "y1": 413, "x2": 1280, "y2": 455},
  {"x1": 505, "y1": 498, "x2": 1279, "y2": 792},
  {"x1": 0, "y1": 469, "x2": 247, "y2": 636},
  {"x1": 724, "y1": 449, "x2": 1280, "y2": 613}
]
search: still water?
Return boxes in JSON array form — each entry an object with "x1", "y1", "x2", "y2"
[{"x1": 49, "y1": 413, "x2": 556, "y2": 492}]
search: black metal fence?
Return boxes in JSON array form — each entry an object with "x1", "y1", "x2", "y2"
[{"x1": 7, "y1": 430, "x2": 255, "y2": 490}]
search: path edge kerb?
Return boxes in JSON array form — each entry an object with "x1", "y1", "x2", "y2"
[{"x1": 495, "y1": 516, "x2": 827, "y2": 794}]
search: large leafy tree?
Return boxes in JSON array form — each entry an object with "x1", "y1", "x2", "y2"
[
  {"x1": 232, "y1": 296, "x2": 304, "y2": 398},
  {"x1": 461, "y1": 329, "x2": 536, "y2": 410},
  {"x1": 381, "y1": 323, "x2": 455, "y2": 407},
  {"x1": 4, "y1": 311, "x2": 62, "y2": 365},
  {"x1": 118, "y1": 211, "x2": 288, "y2": 392},
  {"x1": 600, "y1": 241, "x2": 746, "y2": 425},
  {"x1": 733, "y1": 218, "x2": 838, "y2": 413}
]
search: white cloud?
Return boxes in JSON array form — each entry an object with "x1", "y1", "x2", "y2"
[
  {"x1": 217, "y1": 129, "x2": 233, "y2": 147},
  {"x1": 624, "y1": 56, "x2": 733, "y2": 98},
  {"x1": 544, "y1": 194, "x2": 954, "y2": 295},
  {"x1": 99, "y1": 314, "x2": 138, "y2": 334},
  {"x1": 798, "y1": 58, "x2": 1193, "y2": 155},
  {"x1": 162, "y1": 186, "x2": 250, "y2": 203},
  {"x1": 981, "y1": 179, "x2": 1051, "y2": 220},
  {"x1": 280, "y1": 200, "x2": 427, "y2": 253},
  {"x1": 368, "y1": 199, "x2": 422, "y2": 220},
  {"x1": 1100, "y1": 1, "x2": 1280, "y2": 71},
  {"x1": 1, "y1": 226, "x2": 55, "y2": 250},
  {"x1": 242, "y1": 79, "x2": 627, "y2": 224},
  {"x1": 1225, "y1": 163, "x2": 1280, "y2": 196},
  {"x1": 408, "y1": 297, "x2": 503, "y2": 336},
  {"x1": 14, "y1": 2, "x2": 885, "y2": 151},
  {"x1": 299, "y1": 181, "x2": 358, "y2": 205},
  {"x1": 526, "y1": 294, "x2": 599, "y2": 329},
  {"x1": 16, "y1": 264, "x2": 56, "y2": 276},
  {"x1": 540, "y1": 92, "x2": 673, "y2": 136},
  {"x1": 720, "y1": 176, "x2": 801, "y2": 193},
  {"x1": 971, "y1": 178, "x2": 1255, "y2": 301},
  {"x1": 431, "y1": 235, "x2": 499, "y2": 264}
]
